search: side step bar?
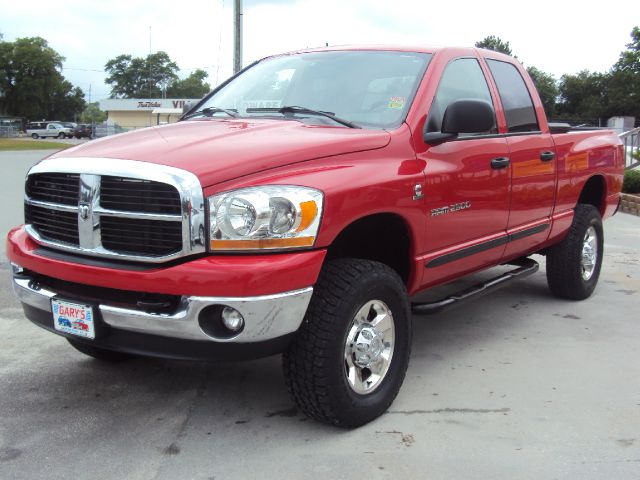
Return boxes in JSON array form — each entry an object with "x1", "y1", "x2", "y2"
[{"x1": 412, "y1": 258, "x2": 539, "y2": 315}]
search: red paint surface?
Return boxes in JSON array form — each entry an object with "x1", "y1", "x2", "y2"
[{"x1": 7, "y1": 227, "x2": 326, "y2": 297}]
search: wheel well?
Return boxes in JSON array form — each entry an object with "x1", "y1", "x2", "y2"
[
  {"x1": 325, "y1": 214, "x2": 411, "y2": 284},
  {"x1": 577, "y1": 175, "x2": 606, "y2": 214}
]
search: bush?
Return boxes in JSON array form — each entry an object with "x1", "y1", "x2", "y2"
[{"x1": 623, "y1": 169, "x2": 640, "y2": 194}]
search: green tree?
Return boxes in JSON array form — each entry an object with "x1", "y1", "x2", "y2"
[
  {"x1": 80, "y1": 102, "x2": 107, "y2": 123},
  {"x1": 475, "y1": 35, "x2": 513, "y2": 55},
  {"x1": 527, "y1": 66, "x2": 558, "y2": 117},
  {"x1": 0, "y1": 36, "x2": 85, "y2": 120},
  {"x1": 105, "y1": 51, "x2": 179, "y2": 98},
  {"x1": 166, "y1": 69, "x2": 210, "y2": 98},
  {"x1": 615, "y1": 26, "x2": 640, "y2": 74},
  {"x1": 557, "y1": 70, "x2": 608, "y2": 123},
  {"x1": 607, "y1": 26, "x2": 640, "y2": 121}
]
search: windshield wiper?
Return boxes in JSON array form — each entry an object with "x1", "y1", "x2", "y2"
[
  {"x1": 183, "y1": 106, "x2": 239, "y2": 119},
  {"x1": 245, "y1": 106, "x2": 360, "y2": 128}
]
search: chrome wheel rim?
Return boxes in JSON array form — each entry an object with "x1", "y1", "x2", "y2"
[
  {"x1": 344, "y1": 300, "x2": 395, "y2": 395},
  {"x1": 581, "y1": 226, "x2": 598, "y2": 281}
]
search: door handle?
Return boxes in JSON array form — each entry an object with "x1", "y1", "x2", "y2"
[
  {"x1": 490, "y1": 157, "x2": 510, "y2": 169},
  {"x1": 540, "y1": 151, "x2": 555, "y2": 162}
]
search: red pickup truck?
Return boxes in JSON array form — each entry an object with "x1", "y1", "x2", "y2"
[{"x1": 7, "y1": 46, "x2": 623, "y2": 427}]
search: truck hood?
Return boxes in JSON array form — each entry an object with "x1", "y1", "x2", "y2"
[{"x1": 53, "y1": 119, "x2": 391, "y2": 187}]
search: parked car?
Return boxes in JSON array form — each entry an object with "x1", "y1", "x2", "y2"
[
  {"x1": 73, "y1": 124, "x2": 94, "y2": 139},
  {"x1": 9, "y1": 46, "x2": 624, "y2": 427},
  {"x1": 26, "y1": 122, "x2": 73, "y2": 139}
]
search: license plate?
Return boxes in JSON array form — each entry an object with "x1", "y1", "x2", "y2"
[{"x1": 52, "y1": 299, "x2": 95, "y2": 339}]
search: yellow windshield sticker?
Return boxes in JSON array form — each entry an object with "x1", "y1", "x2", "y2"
[{"x1": 388, "y1": 96, "x2": 406, "y2": 109}]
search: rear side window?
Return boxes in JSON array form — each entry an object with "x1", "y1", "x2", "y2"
[
  {"x1": 486, "y1": 60, "x2": 539, "y2": 133},
  {"x1": 426, "y1": 58, "x2": 496, "y2": 135}
]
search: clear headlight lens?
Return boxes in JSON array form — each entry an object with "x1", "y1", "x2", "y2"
[{"x1": 208, "y1": 186, "x2": 323, "y2": 250}]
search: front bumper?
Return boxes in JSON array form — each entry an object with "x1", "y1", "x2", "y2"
[
  {"x1": 6, "y1": 226, "x2": 326, "y2": 297},
  {"x1": 13, "y1": 272, "x2": 312, "y2": 343},
  {"x1": 7, "y1": 226, "x2": 326, "y2": 359}
]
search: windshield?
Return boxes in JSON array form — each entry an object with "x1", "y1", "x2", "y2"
[{"x1": 191, "y1": 50, "x2": 432, "y2": 129}]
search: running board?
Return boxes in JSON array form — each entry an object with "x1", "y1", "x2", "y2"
[{"x1": 411, "y1": 258, "x2": 539, "y2": 315}]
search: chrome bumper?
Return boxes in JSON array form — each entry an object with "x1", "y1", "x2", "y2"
[{"x1": 12, "y1": 273, "x2": 313, "y2": 343}]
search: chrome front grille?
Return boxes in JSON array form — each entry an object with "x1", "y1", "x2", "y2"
[{"x1": 24, "y1": 157, "x2": 206, "y2": 263}]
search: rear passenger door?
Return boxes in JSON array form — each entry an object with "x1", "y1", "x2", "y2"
[{"x1": 485, "y1": 59, "x2": 556, "y2": 257}]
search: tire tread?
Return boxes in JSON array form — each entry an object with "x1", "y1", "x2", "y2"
[
  {"x1": 546, "y1": 204, "x2": 603, "y2": 300},
  {"x1": 283, "y1": 258, "x2": 410, "y2": 427}
]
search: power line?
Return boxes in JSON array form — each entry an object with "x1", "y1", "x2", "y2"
[
  {"x1": 62, "y1": 67, "x2": 105, "y2": 72},
  {"x1": 217, "y1": 0, "x2": 225, "y2": 84}
]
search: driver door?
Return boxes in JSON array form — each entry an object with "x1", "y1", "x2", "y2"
[{"x1": 416, "y1": 58, "x2": 510, "y2": 286}]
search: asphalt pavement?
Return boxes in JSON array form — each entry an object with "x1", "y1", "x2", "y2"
[{"x1": 0, "y1": 149, "x2": 639, "y2": 479}]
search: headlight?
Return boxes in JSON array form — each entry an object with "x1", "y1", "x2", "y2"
[{"x1": 208, "y1": 186, "x2": 323, "y2": 250}]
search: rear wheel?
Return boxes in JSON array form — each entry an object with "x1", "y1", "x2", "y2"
[
  {"x1": 31, "y1": 133, "x2": 38, "y2": 139},
  {"x1": 283, "y1": 259, "x2": 411, "y2": 428},
  {"x1": 546, "y1": 204, "x2": 603, "y2": 300},
  {"x1": 67, "y1": 339, "x2": 136, "y2": 362}
]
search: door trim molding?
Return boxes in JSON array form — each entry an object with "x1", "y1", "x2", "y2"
[{"x1": 425, "y1": 223, "x2": 549, "y2": 268}]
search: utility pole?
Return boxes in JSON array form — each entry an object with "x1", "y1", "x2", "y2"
[{"x1": 233, "y1": 0, "x2": 243, "y2": 74}]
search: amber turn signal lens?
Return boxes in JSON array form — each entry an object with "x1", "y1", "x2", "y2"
[
  {"x1": 296, "y1": 200, "x2": 318, "y2": 232},
  {"x1": 210, "y1": 236, "x2": 315, "y2": 250}
]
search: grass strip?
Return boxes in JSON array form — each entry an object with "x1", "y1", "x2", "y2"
[{"x1": 0, "y1": 139, "x2": 73, "y2": 151}]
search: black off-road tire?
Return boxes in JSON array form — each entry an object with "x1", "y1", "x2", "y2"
[
  {"x1": 283, "y1": 259, "x2": 412, "y2": 428},
  {"x1": 67, "y1": 339, "x2": 136, "y2": 362},
  {"x1": 546, "y1": 204, "x2": 604, "y2": 300}
]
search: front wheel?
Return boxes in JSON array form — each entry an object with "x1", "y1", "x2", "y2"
[
  {"x1": 57, "y1": 132, "x2": 65, "y2": 139},
  {"x1": 283, "y1": 259, "x2": 411, "y2": 428},
  {"x1": 546, "y1": 204, "x2": 604, "y2": 300}
]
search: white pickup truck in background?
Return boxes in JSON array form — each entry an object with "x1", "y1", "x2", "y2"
[{"x1": 26, "y1": 122, "x2": 73, "y2": 139}]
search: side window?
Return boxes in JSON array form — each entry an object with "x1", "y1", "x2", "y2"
[
  {"x1": 486, "y1": 60, "x2": 539, "y2": 133},
  {"x1": 426, "y1": 58, "x2": 496, "y2": 135}
]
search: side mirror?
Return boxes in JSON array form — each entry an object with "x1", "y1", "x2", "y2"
[
  {"x1": 182, "y1": 100, "x2": 198, "y2": 115},
  {"x1": 424, "y1": 99, "x2": 495, "y2": 145}
]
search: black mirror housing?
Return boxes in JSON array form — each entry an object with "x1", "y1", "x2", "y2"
[{"x1": 442, "y1": 99, "x2": 495, "y2": 135}]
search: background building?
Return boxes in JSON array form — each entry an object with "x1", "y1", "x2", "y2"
[{"x1": 99, "y1": 98, "x2": 200, "y2": 130}]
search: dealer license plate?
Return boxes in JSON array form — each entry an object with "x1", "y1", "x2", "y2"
[{"x1": 52, "y1": 299, "x2": 95, "y2": 339}]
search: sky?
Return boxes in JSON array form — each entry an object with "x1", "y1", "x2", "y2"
[{"x1": 1, "y1": 0, "x2": 638, "y2": 102}]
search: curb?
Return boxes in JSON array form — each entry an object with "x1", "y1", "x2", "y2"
[{"x1": 620, "y1": 193, "x2": 640, "y2": 216}]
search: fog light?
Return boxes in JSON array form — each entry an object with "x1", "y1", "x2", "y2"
[{"x1": 221, "y1": 306, "x2": 244, "y2": 331}]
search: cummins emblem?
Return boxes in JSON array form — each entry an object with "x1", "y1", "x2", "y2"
[{"x1": 79, "y1": 204, "x2": 90, "y2": 221}]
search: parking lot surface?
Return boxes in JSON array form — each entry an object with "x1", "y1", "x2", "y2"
[{"x1": 0, "y1": 150, "x2": 639, "y2": 479}]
